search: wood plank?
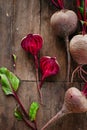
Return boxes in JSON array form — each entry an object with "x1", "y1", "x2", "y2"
[
  {"x1": 13, "y1": 0, "x2": 41, "y2": 80},
  {"x1": 0, "y1": 82, "x2": 86, "y2": 130},
  {"x1": 38, "y1": 82, "x2": 87, "y2": 130},
  {"x1": 0, "y1": 0, "x2": 13, "y2": 70},
  {"x1": 40, "y1": 0, "x2": 68, "y2": 82},
  {"x1": 40, "y1": 0, "x2": 78, "y2": 82},
  {"x1": 0, "y1": 0, "x2": 87, "y2": 130}
]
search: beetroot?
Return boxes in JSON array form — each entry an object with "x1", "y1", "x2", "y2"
[
  {"x1": 70, "y1": 0, "x2": 87, "y2": 82},
  {"x1": 70, "y1": 35, "x2": 87, "y2": 82},
  {"x1": 50, "y1": 10, "x2": 78, "y2": 37},
  {"x1": 50, "y1": 9, "x2": 78, "y2": 83},
  {"x1": 70, "y1": 34, "x2": 87, "y2": 65},
  {"x1": 41, "y1": 87, "x2": 87, "y2": 130}
]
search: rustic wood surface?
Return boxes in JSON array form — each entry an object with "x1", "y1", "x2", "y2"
[{"x1": 0, "y1": 0, "x2": 87, "y2": 130}]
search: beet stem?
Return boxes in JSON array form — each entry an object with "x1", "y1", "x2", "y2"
[
  {"x1": 52, "y1": 0, "x2": 59, "y2": 8},
  {"x1": 82, "y1": 83, "x2": 87, "y2": 94},
  {"x1": 34, "y1": 55, "x2": 42, "y2": 102},
  {"x1": 76, "y1": 0, "x2": 82, "y2": 20},
  {"x1": 65, "y1": 36, "x2": 71, "y2": 84},
  {"x1": 23, "y1": 117, "x2": 36, "y2": 130},
  {"x1": 13, "y1": 91, "x2": 29, "y2": 118},
  {"x1": 52, "y1": 0, "x2": 64, "y2": 9},
  {"x1": 39, "y1": 76, "x2": 45, "y2": 89},
  {"x1": 41, "y1": 109, "x2": 68, "y2": 130},
  {"x1": 13, "y1": 92, "x2": 37, "y2": 129},
  {"x1": 84, "y1": 0, "x2": 86, "y2": 30}
]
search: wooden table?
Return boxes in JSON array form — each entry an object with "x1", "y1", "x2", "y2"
[{"x1": 0, "y1": 0, "x2": 87, "y2": 130}]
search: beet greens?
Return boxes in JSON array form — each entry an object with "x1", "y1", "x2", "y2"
[{"x1": 0, "y1": 67, "x2": 39, "y2": 130}]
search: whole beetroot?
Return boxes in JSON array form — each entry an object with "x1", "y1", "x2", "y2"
[
  {"x1": 70, "y1": 34, "x2": 87, "y2": 82},
  {"x1": 70, "y1": 34, "x2": 87, "y2": 65},
  {"x1": 50, "y1": 6, "x2": 78, "y2": 84},
  {"x1": 70, "y1": 0, "x2": 87, "y2": 82},
  {"x1": 50, "y1": 10, "x2": 78, "y2": 37},
  {"x1": 41, "y1": 87, "x2": 87, "y2": 130}
]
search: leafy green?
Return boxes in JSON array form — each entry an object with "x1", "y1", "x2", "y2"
[
  {"x1": 78, "y1": 0, "x2": 84, "y2": 16},
  {"x1": 0, "y1": 74, "x2": 13, "y2": 95},
  {"x1": 0, "y1": 67, "x2": 20, "y2": 95},
  {"x1": 80, "y1": 20, "x2": 84, "y2": 25},
  {"x1": 78, "y1": 7, "x2": 84, "y2": 15},
  {"x1": 29, "y1": 102, "x2": 39, "y2": 121},
  {"x1": 14, "y1": 107, "x2": 23, "y2": 120},
  {"x1": 81, "y1": 0, "x2": 84, "y2": 8},
  {"x1": 12, "y1": 54, "x2": 17, "y2": 63}
]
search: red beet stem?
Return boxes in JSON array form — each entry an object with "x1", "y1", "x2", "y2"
[
  {"x1": 52, "y1": 0, "x2": 64, "y2": 9},
  {"x1": 52, "y1": 0, "x2": 59, "y2": 8},
  {"x1": 13, "y1": 91, "x2": 37, "y2": 130},
  {"x1": 13, "y1": 91, "x2": 29, "y2": 118},
  {"x1": 34, "y1": 55, "x2": 42, "y2": 101},
  {"x1": 23, "y1": 117, "x2": 36, "y2": 130},
  {"x1": 82, "y1": 83, "x2": 87, "y2": 96},
  {"x1": 84, "y1": 0, "x2": 86, "y2": 22},
  {"x1": 39, "y1": 75, "x2": 45, "y2": 89},
  {"x1": 77, "y1": 0, "x2": 82, "y2": 20},
  {"x1": 83, "y1": 0, "x2": 87, "y2": 34},
  {"x1": 57, "y1": 0, "x2": 64, "y2": 9}
]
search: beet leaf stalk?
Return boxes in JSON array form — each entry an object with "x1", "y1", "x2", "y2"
[
  {"x1": 14, "y1": 102, "x2": 39, "y2": 130},
  {"x1": 52, "y1": 0, "x2": 64, "y2": 9},
  {"x1": 0, "y1": 67, "x2": 37, "y2": 130},
  {"x1": 33, "y1": 56, "x2": 60, "y2": 104},
  {"x1": 83, "y1": 0, "x2": 87, "y2": 34},
  {"x1": 41, "y1": 86, "x2": 87, "y2": 130},
  {"x1": 14, "y1": 107, "x2": 36, "y2": 130},
  {"x1": 34, "y1": 55, "x2": 42, "y2": 101}
]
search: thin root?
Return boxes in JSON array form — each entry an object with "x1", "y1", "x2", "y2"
[
  {"x1": 71, "y1": 65, "x2": 87, "y2": 83},
  {"x1": 71, "y1": 66, "x2": 80, "y2": 83},
  {"x1": 79, "y1": 67, "x2": 87, "y2": 82}
]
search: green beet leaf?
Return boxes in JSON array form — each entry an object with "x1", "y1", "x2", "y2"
[
  {"x1": 78, "y1": 7, "x2": 84, "y2": 15},
  {"x1": 80, "y1": 20, "x2": 84, "y2": 25},
  {"x1": 14, "y1": 108, "x2": 23, "y2": 120},
  {"x1": 81, "y1": 0, "x2": 84, "y2": 8},
  {"x1": 0, "y1": 67, "x2": 20, "y2": 95},
  {"x1": 0, "y1": 74, "x2": 13, "y2": 95},
  {"x1": 12, "y1": 54, "x2": 17, "y2": 63},
  {"x1": 29, "y1": 102, "x2": 39, "y2": 121}
]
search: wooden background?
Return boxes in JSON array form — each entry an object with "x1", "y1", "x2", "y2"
[{"x1": 0, "y1": 0, "x2": 87, "y2": 130}]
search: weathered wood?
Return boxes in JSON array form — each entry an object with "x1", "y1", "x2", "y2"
[
  {"x1": 0, "y1": 0, "x2": 13, "y2": 70},
  {"x1": 0, "y1": 0, "x2": 87, "y2": 130},
  {"x1": 40, "y1": 0, "x2": 67, "y2": 82},
  {"x1": 13, "y1": 0, "x2": 41, "y2": 80}
]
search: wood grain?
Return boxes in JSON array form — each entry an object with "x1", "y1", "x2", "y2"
[{"x1": 0, "y1": 0, "x2": 87, "y2": 130}]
